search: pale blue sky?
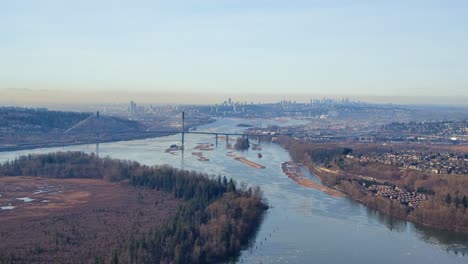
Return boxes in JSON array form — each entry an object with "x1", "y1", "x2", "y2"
[{"x1": 1, "y1": 0, "x2": 468, "y2": 102}]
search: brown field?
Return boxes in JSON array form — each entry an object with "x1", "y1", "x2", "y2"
[
  {"x1": 0, "y1": 176, "x2": 182, "y2": 263},
  {"x1": 434, "y1": 144, "x2": 468, "y2": 153}
]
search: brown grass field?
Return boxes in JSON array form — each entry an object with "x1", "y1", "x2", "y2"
[{"x1": 0, "y1": 176, "x2": 182, "y2": 263}]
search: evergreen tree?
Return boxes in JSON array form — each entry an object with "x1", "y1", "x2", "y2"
[
  {"x1": 110, "y1": 250, "x2": 119, "y2": 264},
  {"x1": 445, "y1": 193, "x2": 452, "y2": 205}
]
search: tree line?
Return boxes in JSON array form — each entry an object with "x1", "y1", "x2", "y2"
[
  {"x1": 234, "y1": 137, "x2": 250, "y2": 150},
  {"x1": 0, "y1": 107, "x2": 90, "y2": 133}
]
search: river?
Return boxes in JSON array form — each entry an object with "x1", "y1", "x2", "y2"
[{"x1": 0, "y1": 118, "x2": 467, "y2": 264}]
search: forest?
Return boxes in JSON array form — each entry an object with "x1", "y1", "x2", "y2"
[
  {"x1": 0, "y1": 152, "x2": 267, "y2": 263},
  {"x1": 234, "y1": 137, "x2": 250, "y2": 150},
  {"x1": 0, "y1": 107, "x2": 150, "y2": 152},
  {"x1": 0, "y1": 107, "x2": 90, "y2": 133},
  {"x1": 279, "y1": 137, "x2": 468, "y2": 233}
]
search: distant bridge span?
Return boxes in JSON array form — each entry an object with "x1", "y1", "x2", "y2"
[
  {"x1": 60, "y1": 111, "x2": 291, "y2": 155},
  {"x1": 61, "y1": 129, "x2": 285, "y2": 138}
]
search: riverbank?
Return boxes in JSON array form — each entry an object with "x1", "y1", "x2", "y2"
[
  {"x1": 279, "y1": 138, "x2": 468, "y2": 234},
  {"x1": 309, "y1": 164, "x2": 468, "y2": 234},
  {"x1": 307, "y1": 155, "x2": 468, "y2": 234},
  {"x1": 281, "y1": 161, "x2": 344, "y2": 197}
]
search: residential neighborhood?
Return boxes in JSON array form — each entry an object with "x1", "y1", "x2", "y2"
[
  {"x1": 365, "y1": 184, "x2": 427, "y2": 209},
  {"x1": 349, "y1": 151, "x2": 468, "y2": 175}
]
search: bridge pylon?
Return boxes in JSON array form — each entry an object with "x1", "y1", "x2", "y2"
[
  {"x1": 96, "y1": 111, "x2": 100, "y2": 156},
  {"x1": 181, "y1": 111, "x2": 185, "y2": 147}
]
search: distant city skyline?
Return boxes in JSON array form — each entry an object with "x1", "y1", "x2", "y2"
[
  {"x1": 1, "y1": 1, "x2": 468, "y2": 103},
  {"x1": 1, "y1": 89, "x2": 468, "y2": 107}
]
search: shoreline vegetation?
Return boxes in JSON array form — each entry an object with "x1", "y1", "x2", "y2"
[
  {"x1": 234, "y1": 137, "x2": 250, "y2": 151},
  {"x1": 279, "y1": 137, "x2": 468, "y2": 234},
  {"x1": 0, "y1": 152, "x2": 268, "y2": 263}
]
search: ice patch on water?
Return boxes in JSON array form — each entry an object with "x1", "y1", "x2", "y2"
[
  {"x1": 33, "y1": 189, "x2": 48, "y2": 194},
  {"x1": 41, "y1": 200, "x2": 50, "y2": 203},
  {"x1": 1, "y1": 205, "x2": 15, "y2": 210},
  {"x1": 16, "y1": 197, "x2": 35, "y2": 202}
]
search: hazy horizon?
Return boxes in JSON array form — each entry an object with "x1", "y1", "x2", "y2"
[{"x1": 1, "y1": 88, "x2": 468, "y2": 108}]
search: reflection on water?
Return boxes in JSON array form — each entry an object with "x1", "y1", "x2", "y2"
[
  {"x1": 295, "y1": 198, "x2": 315, "y2": 217},
  {"x1": 365, "y1": 206, "x2": 408, "y2": 233},
  {"x1": 0, "y1": 118, "x2": 467, "y2": 263},
  {"x1": 414, "y1": 224, "x2": 468, "y2": 256}
]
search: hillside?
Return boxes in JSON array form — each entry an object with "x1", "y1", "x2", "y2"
[
  {"x1": 65, "y1": 114, "x2": 145, "y2": 134},
  {"x1": 0, "y1": 107, "x2": 89, "y2": 133},
  {"x1": 0, "y1": 107, "x2": 149, "y2": 151}
]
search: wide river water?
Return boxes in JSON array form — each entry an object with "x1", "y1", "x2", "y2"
[{"x1": 1, "y1": 118, "x2": 467, "y2": 263}]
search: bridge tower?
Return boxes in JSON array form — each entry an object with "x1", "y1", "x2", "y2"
[
  {"x1": 181, "y1": 111, "x2": 185, "y2": 147},
  {"x1": 96, "y1": 111, "x2": 100, "y2": 156}
]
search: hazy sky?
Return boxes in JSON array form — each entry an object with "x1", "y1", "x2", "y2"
[{"x1": 1, "y1": 0, "x2": 468, "y2": 103}]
